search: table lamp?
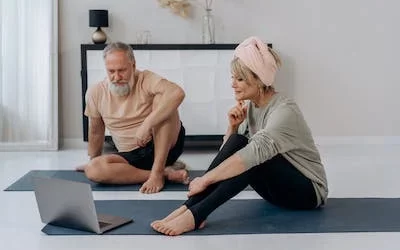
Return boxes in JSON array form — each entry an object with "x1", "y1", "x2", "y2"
[{"x1": 89, "y1": 10, "x2": 109, "y2": 44}]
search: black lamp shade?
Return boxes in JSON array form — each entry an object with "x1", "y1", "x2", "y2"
[{"x1": 89, "y1": 10, "x2": 108, "y2": 27}]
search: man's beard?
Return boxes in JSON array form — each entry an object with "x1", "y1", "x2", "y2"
[{"x1": 108, "y1": 82, "x2": 130, "y2": 96}]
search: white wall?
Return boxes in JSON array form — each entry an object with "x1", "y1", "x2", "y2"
[{"x1": 59, "y1": 0, "x2": 400, "y2": 145}]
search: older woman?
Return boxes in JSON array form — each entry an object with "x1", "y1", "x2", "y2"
[{"x1": 151, "y1": 36, "x2": 328, "y2": 236}]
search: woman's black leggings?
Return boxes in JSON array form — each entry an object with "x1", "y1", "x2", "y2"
[{"x1": 184, "y1": 134, "x2": 318, "y2": 228}]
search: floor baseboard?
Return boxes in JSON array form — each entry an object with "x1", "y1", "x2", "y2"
[
  {"x1": 314, "y1": 136, "x2": 400, "y2": 145},
  {"x1": 61, "y1": 136, "x2": 400, "y2": 150}
]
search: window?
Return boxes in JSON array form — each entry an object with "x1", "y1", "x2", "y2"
[{"x1": 0, "y1": 0, "x2": 58, "y2": 150}]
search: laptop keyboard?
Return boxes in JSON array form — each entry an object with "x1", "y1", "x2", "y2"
[{"x1": 99, "y1": 221, "x2": 112, "y2": 228}]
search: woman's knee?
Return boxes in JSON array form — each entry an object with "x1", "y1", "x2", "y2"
[
  {"x1": 228, "y1": 133, "x2": 248, "y2": 142},
  {"x1": 226, "y1": 134, "x2": 248, "y2": 146},
  {"x1": 221, "y1": 134, "x2": 248, "y2": 152}
]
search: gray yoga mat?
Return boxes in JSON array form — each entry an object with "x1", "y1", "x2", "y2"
[
  {"x1": 41, "y1": 198, "x2": 400, "y2": 235},
  {"x1": 4, "y1": 170, "x2": 203, "y2": 191},
  {"x1": 4, "y1": 170, "x2": 254, "y2": 191}
]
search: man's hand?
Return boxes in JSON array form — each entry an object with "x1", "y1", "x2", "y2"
[
  {"x1": 134, "y1": 123, "x2": 152, "y2": 147},
  {"x1": 139, "y1": 172, "x2": 165, "y2": 194}
]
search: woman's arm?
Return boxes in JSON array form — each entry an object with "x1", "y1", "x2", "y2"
[
  {"x1": 205, "y1": 154, "x2": 246, "y2": 184},
  {"x1": 188, "y1": 102, "x2": 249, "y2": 196},
  {"x1": 188, "y1": 153, "x2": 246, "y2": 196},
  {"x1": 221, "y1": 101, "x2": 247, "y2": 146}
]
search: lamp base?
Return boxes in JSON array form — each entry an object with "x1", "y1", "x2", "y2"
[{"x1": 92, "y1": 27, "x2": 107, "y2": 44}]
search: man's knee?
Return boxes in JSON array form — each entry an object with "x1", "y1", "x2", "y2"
[
  {"x1": 152, "y1": 111, "x2": 181, "y2": 146},
  {"x1": 85, "y1": 158, "x2": 108, "y2": 183}
]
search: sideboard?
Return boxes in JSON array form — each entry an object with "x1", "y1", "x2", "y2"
[{"x1": 81, "y1": 44, "x2": 242, "y2": 149}]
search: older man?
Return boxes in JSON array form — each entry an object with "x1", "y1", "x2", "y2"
[{"x1": 78, "y1": 42, "x2": 188, "y2": 194}]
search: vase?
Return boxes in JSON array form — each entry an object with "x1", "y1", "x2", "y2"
[{"x1": 202, "y1": 8, "x2": 215, "y2": 44}]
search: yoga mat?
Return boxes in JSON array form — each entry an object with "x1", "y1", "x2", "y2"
[
  {"x1": 41, "y1": 198, "x2": 400, "y2": 235},
  {"x1": 4, "y1": 170, "x2": 203, "y2": 191},
  {"x1": 4, "y1": 170, "x2": 254, "y2": 191}
]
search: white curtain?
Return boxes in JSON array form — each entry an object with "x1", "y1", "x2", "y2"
[{"x1": 0, "y1": 0, "x2": 58, "y2": 150}]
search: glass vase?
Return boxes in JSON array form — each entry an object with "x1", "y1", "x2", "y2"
[{"x1": 202, "y1": 8, "x2": 215, "y2": 44}]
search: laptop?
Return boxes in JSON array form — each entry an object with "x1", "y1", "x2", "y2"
[{"x1": 33, "y1": 177, "x2": 133, "y2": 234}]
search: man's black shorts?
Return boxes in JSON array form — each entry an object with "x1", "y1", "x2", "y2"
[{"x1": 115, "y1": 124, "x2": 185, "y2": 170}]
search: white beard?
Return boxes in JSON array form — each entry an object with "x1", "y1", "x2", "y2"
[{"x1": 108, "y1": 82, "x2": 130, "y2": 96}]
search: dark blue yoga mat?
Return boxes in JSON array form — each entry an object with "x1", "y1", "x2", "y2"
[
  {"x1": 4, "y1": 170, "x2": 206, "y2": 191},
  {"x1": 41, "y1": 198, "x2": 400, "y2": 235}
]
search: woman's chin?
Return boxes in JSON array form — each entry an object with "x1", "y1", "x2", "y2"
[{"x1": 234, "y1": 95, "x2": 245, "y2": 101}]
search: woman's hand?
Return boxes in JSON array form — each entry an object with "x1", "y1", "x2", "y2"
[
  {"x1": 228, "y1": 101, "x2": 247, "y2": 127},
  {"x1": 187, "y1": 177, "x2": 209, "y2": 197}
]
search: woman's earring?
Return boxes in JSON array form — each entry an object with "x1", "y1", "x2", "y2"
[{"x1": 258, "y1": 84, "x2": 264, "y2": 96}]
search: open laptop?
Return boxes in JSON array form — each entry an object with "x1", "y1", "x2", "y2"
[{"x1": 33, "y1": 177, "x2": 133, "y2": 234}]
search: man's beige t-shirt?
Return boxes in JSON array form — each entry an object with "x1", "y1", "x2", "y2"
[{"x1": 84, "y1": 70, "x2": 164, "y2": 152}]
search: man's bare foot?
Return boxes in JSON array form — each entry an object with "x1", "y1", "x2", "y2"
[
  {"x1": 75, "y1": 165, "x2": 86, "y2": 172},
  {"x1": 151, "y1": 205, "x2": 188, "y2": 229},
  {"x1": 152, "y1": 210, "x2": 205, "y2": 236},
  {"x1": 139, "y1": 174, "x2": 164, "y2": 194},
  {"x1": 169, "y1": 160, "x2": 187, "y2": 170},
  {"x1": 164, "y1": 167, "x2": 189, "y2": 184}
]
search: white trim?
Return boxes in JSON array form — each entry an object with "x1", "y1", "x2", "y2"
[
  {"x1": 0, "y1": 141, "x2": 58, "y2": 151},
  {"x1": 315, "y1": 136, "x2": 400, "y2": 145},
  {"x1": 49, "y1": 0, "x2": 59, "y2": 150}
]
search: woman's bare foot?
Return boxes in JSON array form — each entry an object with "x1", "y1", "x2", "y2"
[
  {"x1": 153, "y1": 210, "x2": 205, "y2": 236},
  {"x1": 151, "y1": 205, "x2": 188, "y2": 229},
  {"x1": 164, "y1": 167, "x2": 189, "y2": 184}
]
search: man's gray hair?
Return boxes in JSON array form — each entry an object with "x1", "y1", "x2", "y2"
[{"x1": 103, "y1": 42, "x2": 135, "y2": 63}]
